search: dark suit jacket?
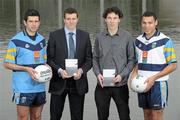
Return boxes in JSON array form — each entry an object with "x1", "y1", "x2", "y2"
[{"x1": 47, "y1": 28, "x2": 92, "y2": 95}]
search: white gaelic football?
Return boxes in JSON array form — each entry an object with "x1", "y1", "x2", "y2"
[
  {"x1": 131, "y1": 75, "x2": 147, "y2": 93},
  {"x1": 35, "y1": 65, "x2": 52, "y2": 83}
]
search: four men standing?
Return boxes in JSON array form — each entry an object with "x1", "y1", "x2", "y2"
[{"x1": 3, "y1": 6, "x2": 177, "y2": 120}]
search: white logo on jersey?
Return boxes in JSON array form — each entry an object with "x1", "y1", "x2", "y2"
[
  {"x1": 40, "y1": 42, "x2": 43, "y2": 48},
  {"x1": 25, "y1": 44, "x2": 30, "y2": 48}
]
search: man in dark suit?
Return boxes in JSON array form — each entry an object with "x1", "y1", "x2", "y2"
[{"x1": 47, "y1": 7, "x2": 92, "y2": 120}]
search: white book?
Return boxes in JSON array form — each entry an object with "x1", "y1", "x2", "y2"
[
  {"x1": 65, "y1": 59, "x2": 78, "y2": 76},
  {"x1": 103, "y1": 69, "x2": 115, "y2": 87}
]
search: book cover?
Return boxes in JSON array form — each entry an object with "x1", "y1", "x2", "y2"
[
  {"x1": 103, "y1": 69, "x2": 115, "y2": 87},
  {"x1": 65, "y1": 59, "x2": 78, "y2": 76}
]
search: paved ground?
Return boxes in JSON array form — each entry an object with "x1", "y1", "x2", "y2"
[{"x1": 0, "y1": 44, "x2": 180, "y2": 120}]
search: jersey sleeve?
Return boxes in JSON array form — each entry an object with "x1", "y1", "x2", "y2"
[
  {"x1": 164, "y1": 39, "x2": 177, "y2": 64},
  {"x1": 4, "y1": 40, "x2": 17, "y2": 64}
]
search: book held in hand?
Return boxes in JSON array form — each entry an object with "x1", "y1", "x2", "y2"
[
  {"x1": 65, "y1": 59, "x2": 78, "y2": 76},
  {"x1": 103, "y1": 69, "x2": 115, "y2": 87}
]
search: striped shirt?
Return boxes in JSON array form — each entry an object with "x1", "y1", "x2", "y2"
[
  {"x1": 4, "y1": 31, "x2": 47, "y2": 93},
  {"x1": 135, "y1": 29, "x2": 177, "y2": 81}
]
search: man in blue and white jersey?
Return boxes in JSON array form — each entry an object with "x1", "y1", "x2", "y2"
[
  {"x1": 3, "y1": 9, "x2": 50, "y2": 120},
  {"x1": 130, "y1": 11, "x2": 177, "y2": 120}
]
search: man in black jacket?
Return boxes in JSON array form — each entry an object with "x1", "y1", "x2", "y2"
[{"x1": 47, "y1": 7, "x2": 92, "y2": 120}]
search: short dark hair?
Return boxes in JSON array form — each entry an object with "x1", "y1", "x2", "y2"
[
  {"x1": 23, "y1": 9, "x2": 40, "y2": 21},
  {"x1": 141, "y1": 11, "x2": 157, "y2": 21},
  {"x1": 64, "y1": 7, "x2": 78, "y2": 18},
  {"x1": 103, "y1": 7, "x2": 123, "y2": 19}
]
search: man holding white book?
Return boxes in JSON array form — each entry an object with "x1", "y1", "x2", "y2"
[
  {"x1": 93, "y1": 7, "x2": 136, "y2": 120},
  {"x1": 47, "y1": 7, "x2": 92, "y2": 120}
]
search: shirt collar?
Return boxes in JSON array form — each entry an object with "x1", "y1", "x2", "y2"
[
  {"x1": 103, "y1": 27, "x2": 121, "y2": 36},
  {"x1": 64, "y1": 27, "x2": 76, "y2": 35},
  {"x1": 23, "y1": 29, "x2": 38, "y2": 37},
  {"x1": 142, "y1": 28, "x2": 160, "y2": 38},
  {"x1": 23, "y1": 29, "x2": 38, "y2": 41}
]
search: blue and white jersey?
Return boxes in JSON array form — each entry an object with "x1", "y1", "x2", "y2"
[
  {"x1": 135, "y1": 30, "x2": 177, "y2": 81},
  {"x1": 4, "y1": 31, "x2": 47, "y2": 93}
]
